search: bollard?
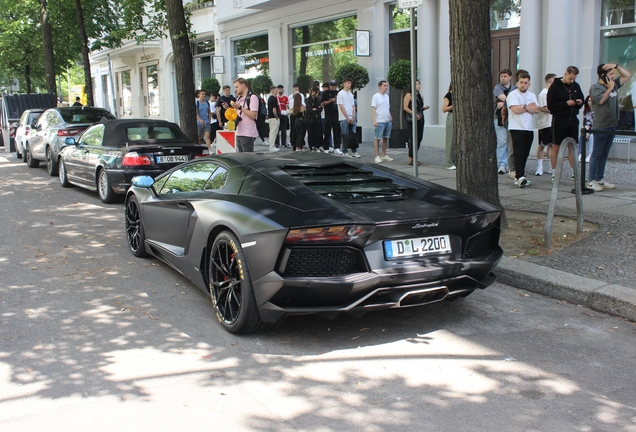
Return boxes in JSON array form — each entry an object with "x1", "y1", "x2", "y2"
[{"x1": 545, "y1": 137, "x2": 584, "y2": 250}]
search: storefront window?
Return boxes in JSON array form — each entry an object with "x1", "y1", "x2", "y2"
[
  {"x1": 234, "y1": 34, "x2": 269, "y2": 78},
  {"x1": 490, "y1": 0, "x2": 521, "y2": 30},
  {"x1": 193, "y1": 38, "x2": 215, "y2": 89},
  {"x1": 601, "y1": 4, "x2": 636, "y2": 129},
  {"x1": 602, "y1": 0, "x2": 635, "y2": 25},
  {"x1": 146, "y1": 64, "x2": 160, "y2": 117},
  {"x1": 119, "y1": 70, "x2": 132, "y2": 117},
  {"x1": 292, "y1": 16, "x2": 357, "y2": 88},
  {"x1": 389, "y1": 3, "x2": 415, "y2": 31}
]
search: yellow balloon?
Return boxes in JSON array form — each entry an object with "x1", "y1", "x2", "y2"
[{"x1": 225, "y1": 108, "x2": 238, "y2": 121}]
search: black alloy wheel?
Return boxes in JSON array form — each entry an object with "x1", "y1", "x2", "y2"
[
  {"x1": 97, "y1": 169, "x2": 117, "y2": 203},
  {"x1": 59, "y1": 159, "x2": 71, "y2": 188},
  {"x1": 46, "y1": 147, "x2": 58, "y2": 176},
  {"x1": 125, "y1": 196, "x2": 147, "y2": 257},
  {"x1": 209, "y1": 231, "x2": 262, "y2": 334}
]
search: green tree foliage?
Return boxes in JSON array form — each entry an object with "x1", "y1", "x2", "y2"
[
  {"x1": 250, "y1": 74, "x2": 273, "y2": 96},
  {"x1": 202, "y1": 77, "x2": 221, "y2": 96},
  {"x1": 387, "y1": 59, "x2": 417, "y2": 128},
  {"x1": 296, "y1": 75, "x2": 314, "y2": 95},
  {"x1": 334, "y1": 64, "x2": 369, "y2": 91}
]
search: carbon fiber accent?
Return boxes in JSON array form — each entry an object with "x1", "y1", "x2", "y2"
[
  {"x1": 463, "y1": 229, "x2": 493, "y2": 259},
  {"x1": 283, "y1": 248, "x2": 357, "y2": 277}
]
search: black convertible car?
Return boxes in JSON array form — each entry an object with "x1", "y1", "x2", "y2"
[{"x1": 125, "y1": 152, "x2": 503, "y2": 334}]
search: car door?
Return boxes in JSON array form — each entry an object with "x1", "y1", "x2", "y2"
[
  {"x1": 29, "y1": 111, "x2": 52, "y2": 159},
  {"x1": 142, "y1": 162, "x2": 221, "y2": 260},
  {"x1": 77, "y1": 124, "x2": 107, "y2": 185}
]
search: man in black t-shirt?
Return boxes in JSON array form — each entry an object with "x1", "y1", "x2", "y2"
[
  {"x1": 216, "y1": 85, "x2": 236, "y2": 129},
  {"x1": 321, "y1": 80, "x2": 341, "y2": 152},
  {"x1": 266, "y1": 86, "x2": 280, "y2": 152}
]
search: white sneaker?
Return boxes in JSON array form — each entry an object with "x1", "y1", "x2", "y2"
[
  {"x1": 344, "y1": 152, "x2": 353, "y2": 158},
  {"x1": 508, "y1": 170, "x2": 516, "y2": 179},
  {"x1": 598, "y1": 179, "x2": 615, "y2": 189},
  {"x1": 327, "y1": 148, "x2": 334, "y2": 153},
  {"x1": 446, "y1": 165, "x2": 456, "y2": 170},
  {"x1": 535, "y1": 165, "x2": 543, "y2": 176},
  {"x1": 270, "y1": 147, "x2": 280, "y2": 152},
  {"x1": 498, "y1": 167, "x2": 507, "y2": 174},
  {"x1": 516, "y1": 176, "x2": 528, "y2": 188},
  {"x1": 375, "y1": 156, "x2": 383, "y2": 163},
  {"x1": 334, "y1": 148, "x2": 344, "y2": 155},
  {"x1": 586, "y1": 155, "x2": 591, "y2": 163},
  {"x1": 588, "y1": 180, "x2": 603, "y2": 192},
  {"x1": 352, "y1": 152, "x2": 361, "y2": 158},
  {"x1": 381, "y1": 155, "x2": 394, "y2": 162}
]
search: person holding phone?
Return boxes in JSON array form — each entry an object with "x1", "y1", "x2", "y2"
[
  {"x1": 547, "y1": 66, "x2": 585, "y2": 175},
  {"x1": 587, "y1": 63, "x2": 630, "y2": 191}
]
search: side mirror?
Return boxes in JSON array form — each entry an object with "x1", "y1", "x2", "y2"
[
  {"x1": 131, "y1": 175, "x2": 155, "y2": 188},
  {"x1": 65, "y1": 137, "x2": 76, "y2": 146}
]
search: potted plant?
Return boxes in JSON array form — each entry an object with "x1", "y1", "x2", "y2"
[
  {"x1": 296, "y1": 74, "x2": 314, "y2": 95},
  {"x1": 387, "y1": 59, "x2": 416, "y2": 148},
  {"x1": 335, "y1": 63, "x2": 370, "y2": 143}
]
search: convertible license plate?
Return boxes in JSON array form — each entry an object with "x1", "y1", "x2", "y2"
[
  {"x1": 156, "y1": 155, "x2": 188, "y2": 164},
  {"x1": 384, "y1": 235, "x2": 451, "y2": 259}
]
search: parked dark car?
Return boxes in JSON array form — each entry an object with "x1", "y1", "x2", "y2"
[
  {"x1": 15, "y1": 109, "x2": 45, "y2": 159},
  {"x1": 25, "y1": 106, "x2": 115, "y2": 175},
  {"x1": 124, "y1": 152, "x2": 503, "y2": 334},
  {"x1": 58, "y1": 119, "x2": 209, "y2": 203}
]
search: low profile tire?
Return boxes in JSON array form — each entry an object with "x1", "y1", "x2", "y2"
[
  {"x1": 46, "y1": 147, "x2": 58, "y2": 176},
  {"x1": 209, "y1": 231, "x2": 267, "y2": 334},
  {"x1": 59, "y1": 159, "x2": 72, "y2": 188},
  {"x1": 125, "y1": 195, "x2": 147, "y2": 257},
  {"x1": 25, "y1": 147, "x2": 39, "y2": 168},
  {"x1": 97, "y1": 169, "x2": 117, "y2": 204}
]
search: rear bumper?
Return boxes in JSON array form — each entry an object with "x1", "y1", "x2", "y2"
[{"x1": 252, "y1": 249, "x2": 503, "y2": 322}]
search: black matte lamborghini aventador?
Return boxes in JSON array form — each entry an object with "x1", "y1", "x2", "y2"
[{"x1": 124, "y1": 152, "x2": 503, "y2": 334}]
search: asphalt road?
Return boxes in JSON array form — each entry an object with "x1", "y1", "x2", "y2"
[{"x1": 1, "y1": 153, "x2": 636, "y2": 431}]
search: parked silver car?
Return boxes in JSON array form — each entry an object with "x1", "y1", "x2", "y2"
[
  {"x1": 24, "y1": 107, "x2": 115, "y2": 175},
  {"x1": 15, "y1": 109, "x2": 45, "y2": 160}
]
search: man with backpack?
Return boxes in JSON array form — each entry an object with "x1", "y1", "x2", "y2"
[
  {"x1": 231, "y1": 78, "x2": 259, "y2": 152},
  {"x1": 196, "y1": 89, "x2": 213, "y2": 151}
]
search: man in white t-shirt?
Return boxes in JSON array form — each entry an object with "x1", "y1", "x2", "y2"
[
  {"x1": 336, "y1": 78, "x2": 357, "y2": 157},
  {"x1": 535, "y1": 73, "x2": 556, "y2": 176},
  {"x1": 507, "y1": 71, "x2": 540, "y2": 188},
  {"x1": 371, "y1": 80, "x2": 393, "y2": 163}
]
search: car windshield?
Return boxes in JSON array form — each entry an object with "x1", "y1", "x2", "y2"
[
  {"x1": 283, "y1": 164, "x2": 416, "y2": 199},
  {"x1": 60, "y1": 109, "x2": 115, "y2": 124},
  {"x1": 126, "y1": 126, "x2": 177, "y2": 141}
]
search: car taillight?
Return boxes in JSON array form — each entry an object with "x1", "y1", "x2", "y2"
[
  {"x1": 285, "y1": 225, "x2": 374, "y2": 243},
  {"x1": 194, "y1": 149, "x2": 210, "y2": 158},
  {"x1": 57, "y1": 129, "x2": 80, "y2": 137},
  {"x1": 122, "y1": 152, "x2": 152, "y2": 166}
]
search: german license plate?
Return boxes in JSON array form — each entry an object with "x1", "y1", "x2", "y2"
[
  {"x1": 384, "y1": 235, "x2": 451, "y2": 259},
  {"x1": 156, "y1": 155, "x2": 188, "y2": 164}
]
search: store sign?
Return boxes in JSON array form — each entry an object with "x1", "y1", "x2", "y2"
[
  {"x1": 304, "y1": 46, "x2": 353, "y2": 58},
  {"x1": 398, "y1": 0, "x2": 422, "y2": 8}
]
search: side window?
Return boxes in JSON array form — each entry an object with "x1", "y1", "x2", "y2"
[
  {"x1": 20, "y1": 111, "x2": 29, "y2": 125},
  {"x1": 204, "y1": 167, "x2": 228, "y2": 190},
  {"x1": 80, "y1": 125, "x2": 105, "y2": 146},
  {"x1": 47, "y1": 111, "x2": 60, "y2": 126},
  {"x1": 159, "y1": 162, "x2": 220, "y2": 194}
]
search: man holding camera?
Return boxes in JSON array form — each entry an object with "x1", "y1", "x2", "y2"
[
  {"x1": 231, "y1": 77, "x2": 259, "y2": 152},
  {"x1": 587, "y1": 63, "x2": 630, "y2": 191}
]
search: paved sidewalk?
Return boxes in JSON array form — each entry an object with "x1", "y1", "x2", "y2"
[{"x1": 260, "y1": 140, "x2": 636, "y2": 322}]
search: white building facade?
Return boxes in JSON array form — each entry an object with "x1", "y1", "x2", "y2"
[{"x1": 90, "y1": 0, "x2": 636, "y2": 154}]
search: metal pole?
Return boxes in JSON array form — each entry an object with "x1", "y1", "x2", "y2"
[{"x1": 410, "y1": 7, "x2": 418, "y2": 176}]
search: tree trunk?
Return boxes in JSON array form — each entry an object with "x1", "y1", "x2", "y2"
[
  {"x1": 74, "y1": 0, "x2": 94, "y2": 106},
  {"x1": 25, "y1": 65, "x2": 32, "y2": 94},
  {"x1": 39, "y1": 0, "x2": 57, "y2": 97},
  {"x1": 448, "y1": 0, "x2": 505, "y2": 216},
  {"x1": 165, "y1": 0, "x2": 197, "y2": 143}
]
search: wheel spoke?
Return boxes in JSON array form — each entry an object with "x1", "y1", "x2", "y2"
[{"x1": 211, "y1": 238, "x2": 244, "y2": 324}]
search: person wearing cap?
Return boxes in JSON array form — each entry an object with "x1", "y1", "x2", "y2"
[
  {"x1": 321, "y1": 80, "x2": 341, "y2": 153},
  {"x1": 276, "y1": 85, "x2": 290, "y2": 147}
]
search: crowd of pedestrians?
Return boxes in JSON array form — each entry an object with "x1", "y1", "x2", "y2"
[{"x1": 192, "y1": 59, "x2": 627, "y2": 192}]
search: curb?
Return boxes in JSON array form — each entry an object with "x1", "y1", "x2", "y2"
[{"x1": 497, "y1": 256, "x2": 636, "y2": 322}]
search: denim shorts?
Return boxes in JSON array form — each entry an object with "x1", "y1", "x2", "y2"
[{"x1": 375, "y1": 122, "x2": 392, "y2": 139}]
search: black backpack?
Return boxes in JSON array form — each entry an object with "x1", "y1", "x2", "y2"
[{"x1": 245, "y1": 92, "x2": 267, "y2": 128}]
